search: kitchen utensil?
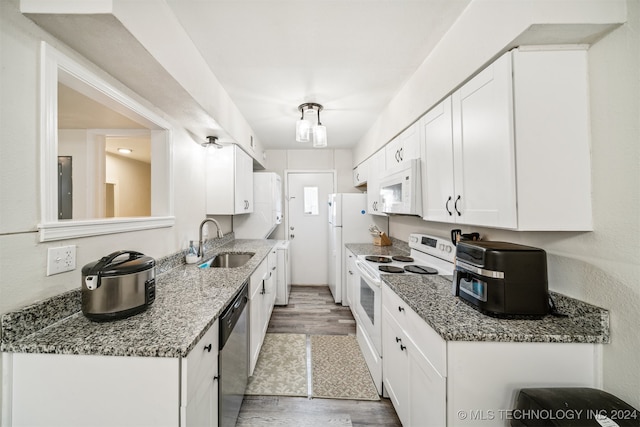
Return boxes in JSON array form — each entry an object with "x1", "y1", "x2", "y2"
[{"x1": 450, "y1": 229, "x2": 480, "y2": 245}]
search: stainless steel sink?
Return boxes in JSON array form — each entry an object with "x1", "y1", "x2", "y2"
[{"x1": 200, "y1": 252, "x2": 254, "y2": 268}]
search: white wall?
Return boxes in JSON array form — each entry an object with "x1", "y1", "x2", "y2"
[
  {"x1": 0, "y1": 1, "x2": 231, "y2": 414},
  {"x1": 367, "y1": 1, "x2": 639, "y2": 408},
  {"x1": 261, "y1": 148, "x2": 359, "y2": 240}
]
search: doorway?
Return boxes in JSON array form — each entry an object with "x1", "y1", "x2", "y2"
[{"x1": 285, "y1": 171, "x2": 335, "y2": 285}]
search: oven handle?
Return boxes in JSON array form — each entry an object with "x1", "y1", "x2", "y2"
[{"x1": 355, "y1": 260, "x2": 381, "y2": 287}]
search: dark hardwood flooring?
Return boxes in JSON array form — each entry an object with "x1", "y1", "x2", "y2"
[
  {"x1": 239, "y1": 285, "x2": 402, "y2": 427},
  {"x1": 267, "y1": 285, "x2": 356, "y2": 336}
]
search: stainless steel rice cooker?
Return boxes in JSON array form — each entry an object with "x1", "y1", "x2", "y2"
[{"x1": 82, "y1": 250, "x2": 156, "y2": 321}]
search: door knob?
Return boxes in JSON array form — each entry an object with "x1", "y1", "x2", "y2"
[{"x1": 290, "y1": 226, "x2": 294, "y2": 230}]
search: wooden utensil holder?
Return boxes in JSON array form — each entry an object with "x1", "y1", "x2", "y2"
[{"x1": 373, "y1": 232, "x2": 392, "y2": 246}]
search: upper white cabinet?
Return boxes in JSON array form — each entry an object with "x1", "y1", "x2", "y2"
[
  {"x1": 353, "y1": 160, "x2": 369, "y2": 187},
  {"x1": 206, "y1": 144, "x2": 254, "y2": 215},
  {"x1": 385, "y1": 123, "x2": 421, "y2": 167},
  {"x1": 366, "y1": 150, "x2": 387, "y2": 216},
  {"x1": 421, "y1": 47, "x2": 592, "y2": 230}
]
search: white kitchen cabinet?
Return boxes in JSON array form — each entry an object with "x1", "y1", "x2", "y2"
[
  {"x1": 275, "y1": 241, "x2": 291, "y2": 305},
  {"x1": 248, "y1": 252, "x2": 276, "y2": 376},
  {"x1": 366, "y1": 149, "x2": 387, "y2": 216},
  {"x1": 381, "y1": 283, "x2": 602, "y2": 427},
  {"x1": 5, "y1": 321, "x2": 219, "y2": 427},
  {"x1": 206, "y1": 144, "x2": 254, "y2": 215},
  {"x1": 421, "y1": 47, "x2": 592, "y2": 230},
  {"x1": 344, "y1": 248, "x2": 357, "y2": 309},
  {"x1": 385, "y1": 123, "x2": 420, "y2": 167},
  {"x1": 382, "y1": 284, "x2": 446, "y2": 427},
  {"x1": 181, "y1": 323, "x2": 219, "y2": 427},
  {"x1": 353, "y1": 160, "x2": 368, "y2": 187}
]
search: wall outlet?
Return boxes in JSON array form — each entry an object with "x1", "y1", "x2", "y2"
[{"x1": 47, "y1": 245, "x2": 76, "y2": 276}]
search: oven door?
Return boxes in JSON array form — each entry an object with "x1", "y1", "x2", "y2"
[{"x1": 354, "y1": 260, "x2": 382, "y2": 355}]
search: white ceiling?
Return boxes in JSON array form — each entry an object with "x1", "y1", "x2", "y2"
[{"x1": 165, "y1": 0, "x2": 471, "y2": 149}]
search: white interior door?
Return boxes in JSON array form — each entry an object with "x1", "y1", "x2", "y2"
[{"x1": 286, "y1": 171, "x2": 335, "y2": 285}]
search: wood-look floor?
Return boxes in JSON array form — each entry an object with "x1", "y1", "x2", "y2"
[
  {"x1": 267, "y1": 285, "x2": 356, "y2": 336},
  {"x1": 239, "y1": 285, "x2": 402, "y2": 427}
]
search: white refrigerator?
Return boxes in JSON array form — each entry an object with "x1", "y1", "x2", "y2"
[{"x1": 328, "y1": 193, "x2": 388, "y2": 305}]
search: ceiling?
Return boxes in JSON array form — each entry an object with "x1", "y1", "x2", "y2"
[
  {"x1": 59, "y1": 83, "x2": 152, "y2": 163},
  {"x1": 164, "y1": 0, "x2": 472, "y2": 149}
]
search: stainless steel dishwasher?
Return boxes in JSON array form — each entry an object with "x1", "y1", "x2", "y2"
[{"x1": 219, "y1": 281, "x2": 249, "y2": 427}]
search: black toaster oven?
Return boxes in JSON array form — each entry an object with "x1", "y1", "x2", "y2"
[{"x1": 453, "y1": 240, "x2": 549, "y2": 317}]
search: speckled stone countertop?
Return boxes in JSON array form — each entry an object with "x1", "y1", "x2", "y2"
[
  {"x1": 1, "y1": 238, "x2": 277, "y2": 358},
  {"x1": 346, "y1": 242, "x2": 610, "y2": 344}
]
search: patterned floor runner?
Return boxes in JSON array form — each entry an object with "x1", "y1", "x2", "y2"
[
  {"x1": 245, "y1": 333, "x2": 308, "y2": 397},
  {"x1": 245, "y1": 333, "x2": 379, "y2": 401},
  {"x1": 310, "y1": 335, "x2": 380, "y2": 401}
]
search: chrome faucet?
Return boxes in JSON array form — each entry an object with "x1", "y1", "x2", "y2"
[{"x1": 198, "y1": 218, "x2": 224, "y2": 258}]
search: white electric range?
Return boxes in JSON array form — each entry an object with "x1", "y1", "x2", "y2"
[{"x1": 353, "y1": 233, "x2": 455, "y2": 395}]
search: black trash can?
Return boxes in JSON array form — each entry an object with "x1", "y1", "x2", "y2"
[{"x1": 511, "y1": 388, "x2": 639, "y2": 427}]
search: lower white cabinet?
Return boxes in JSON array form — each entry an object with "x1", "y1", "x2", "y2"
[
  {"x1": 344, "y1": 248, "x2": 358, "y2": 309},
  {"x1": 382, "y1": 289, "x2": 446, "y2": 427},
  {"x1": 4, "y1": 321, "x2": 219, "y2": 427},
  {"x1": 248, "y1": 251, "x2": 277, "y2": 376},
  {"x1": 381, "y1": 284, "x2": 602, "y2": 427},
  {"x1": 182, "y1": 322, "x2": 219, "y2": 427}
]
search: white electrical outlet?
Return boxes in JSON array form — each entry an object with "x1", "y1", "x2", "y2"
[{"x1": 47, "y1": 245, "x2": 77, "y2": 276}]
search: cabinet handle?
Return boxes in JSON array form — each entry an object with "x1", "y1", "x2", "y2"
[
  {"x1": 445, "y1": 196, "x2": 453, "y2": 216},
  {"x1": 454, "y1": 195, "x2": 462, "y2": 216},
  {"x1": 399, "y1": 147, "x2": 403, "y2": 161},
  {"x1": 261, "y1": 280, "x2": 265, "y2": 295},
  {"x1": 398, "y1": 306, "x2": 405, "y2": 312},
  {"x1": 204, "y1": 343, "x2": 212, "y2": 353},
  {"x1": 395, "y1": 337, "x2": 402, "y2": 343},
  {"x1": 213, "y1": 375, "x2": 220, "y2": 382},
  {"x1": 348, "y1": 270, "x2": 353, "y2": 275},
  {"x1": 400, "y1": 344, "x2": 407, "y2": 351}
]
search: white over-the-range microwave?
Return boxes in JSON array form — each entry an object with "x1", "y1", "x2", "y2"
[{"x1": 379, "y1": 158, "x2": 422, "y2": 216}]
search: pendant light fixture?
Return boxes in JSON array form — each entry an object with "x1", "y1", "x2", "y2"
[{"x1": 296, "y1": 103, "x2": 327, "y2": 148}]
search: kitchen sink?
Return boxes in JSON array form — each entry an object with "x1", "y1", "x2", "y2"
[{"x1": 199, "y1": 252, "x2": 254, "y2": 268}]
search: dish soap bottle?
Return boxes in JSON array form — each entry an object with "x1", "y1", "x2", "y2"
[{"x1": 186, "y1": 240, "x2": 199, "y2": 264}]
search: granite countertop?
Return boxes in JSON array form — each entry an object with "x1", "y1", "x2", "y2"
[
  {"x1": 346, "y1": 242, "x2": 610, "y2": 344},
  {"x1": 1, "y1": 239, "x2": 277, "y2": 358}
]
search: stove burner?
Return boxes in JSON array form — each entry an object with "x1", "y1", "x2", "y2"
[
  {"x1": 365, "y1": 256, "x2": 392, "y2": 263},
  {"x1": 404, "y1": 265, "x2": 438, "y2": 275},
  {"x1": 379, "y1": 265, "x2": 405, "y2": 273},
  {"x1": 392, "y1": 255, "x2": 414, "y2": 262}
]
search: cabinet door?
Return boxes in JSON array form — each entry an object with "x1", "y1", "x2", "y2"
[
  {"x1": 386, "y1": 124, "x2": 420, "y2": 167},
  {"x1": 344, "y1": 249, "x2": 356, "y2": 307},
  {"x1": 382, "y1": 306, "x2": 409, "y2": 426},
  {"x1": 185, "y1": 373, "x2": 217, "y2": 427},
  {"x1": 421, "y1": 97, "x2": 456, "y2": 223},
  {"x1": 366, "y1": 150, "x2": 387, "y2": 216},
  {"x1": 249, "y1": 259, "x2": 268, "y2": 375},
  {"x1": 408, "y1": 339, "x2": 446, "y2": 427},
  {"x1": 183, "y1": 320, "x2": 219, "y2": 427},
  {"x1": 353, "y1": 161, "x2": 368, "y2": 186},
  {"x1": 452, "y1": 52, "x2": 517, "y2": 229},
  {"x1": 234, "y1": 146, "x2": 254, "y2": 213}
]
